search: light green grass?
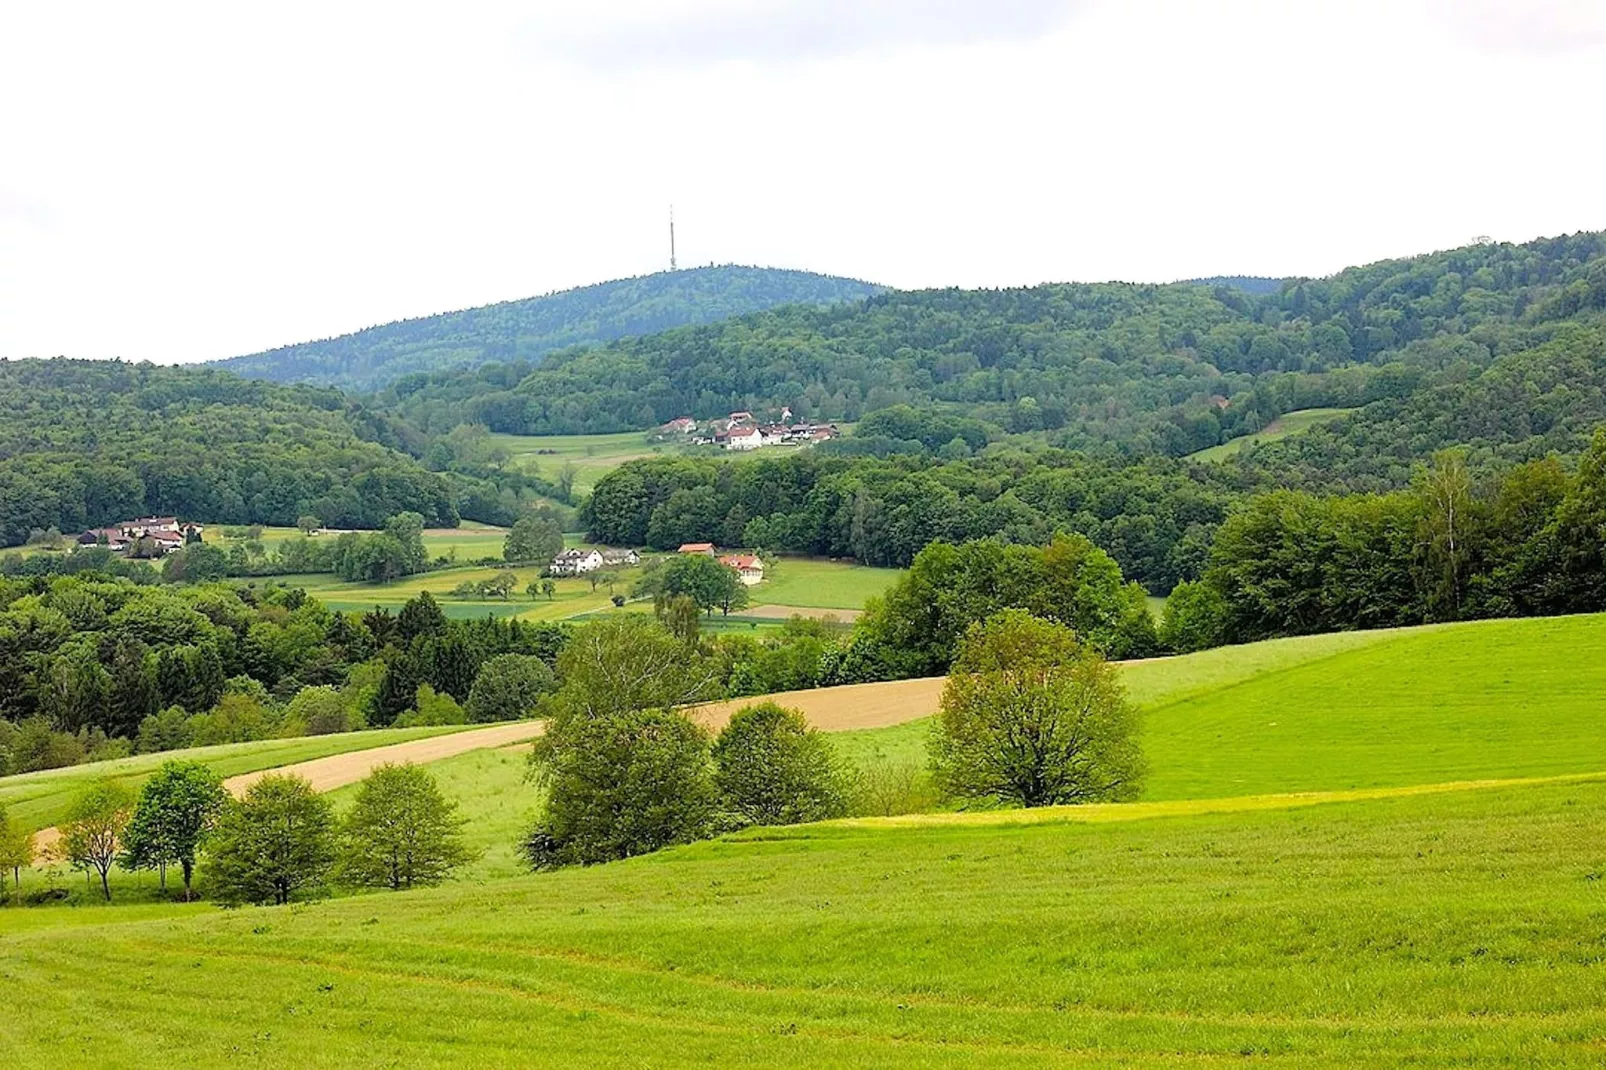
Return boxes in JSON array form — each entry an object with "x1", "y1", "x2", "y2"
[
  {"x1": 0, "y1": 726, "x2": 469, "y2": 833},
  {"x1": 753, "y1": 557, "x2": 905, "y2": 609},
  {"x1": 835, "y1": 615, "x2": 1606, "y2": 802},
  {"x1": 7, "y1": 776, "x2": 1606, "y2": 1064},
  {"x1": 1188, "y1": 406, "x2": 1355, "y2": 461},
  {"x1": 491, "y1": 431, "x2": 813, "y2": 498},
  {"x1": 489, "y1": 431, "x2": 667, "y2": 497}
]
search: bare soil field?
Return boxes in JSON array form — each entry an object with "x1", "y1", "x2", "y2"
[
  {"x1": 689, "y1": 676, "x2": 945, "y2": 733},
  {"x1": 737, "y1": 604, "x2": 864, "y2": 622}
]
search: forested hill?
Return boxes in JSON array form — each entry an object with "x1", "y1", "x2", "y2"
[
  {"x1": 0, "y1": 360, "x2": 515, "y2": 546},
  {"x1": 212, "y1": 266, "x2": 882, "y2": 391},
  {"x1": 378, "y1": 233, "x2": 1606, "y2": 454}
]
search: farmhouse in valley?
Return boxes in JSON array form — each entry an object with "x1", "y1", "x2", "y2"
[
  {"x1": 548, "y1": 548, "x2": 603, "y2": 576},
  {"x1": 600, "y1": 548, "x2": 640, "y2": 566},
  {"x1": 718, "y1": 553, "x2": 765, "y2": 585},
  {"x1": 75, "y1": 517, "x2": 204, "y2": 557},
  {"x1": 678, "y1": 542, "x2": 715, "y2": 555}
]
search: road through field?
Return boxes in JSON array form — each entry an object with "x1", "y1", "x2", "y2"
[{"x1": 33, "y1": 720, "x2": 544, "y2": 856}]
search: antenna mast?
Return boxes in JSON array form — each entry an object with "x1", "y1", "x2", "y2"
[{"x1": 669, "y1": 205, "x2": 678, "y2": 271}]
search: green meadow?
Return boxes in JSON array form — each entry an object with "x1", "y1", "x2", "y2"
[
  {"x1": 10, "y1": 613, "x2": 1606, "y2": 1064},
  {"x1": 1187, "y1": 406, "x2": 1355, "y2": 461},
  {"x1": 753, "y1": 556, "x2": 904, "y2": 610},
  {"x1": 489, "y1": 430, "x2": 672, "y2": 496},
  {"x1": 272, "y1": 561, "x2": 642, "y2": 623},
  {"x1": 6, "y1": 775, "x2": 1606, "y2": 1064}
]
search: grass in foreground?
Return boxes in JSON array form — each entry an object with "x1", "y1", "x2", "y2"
[
  {"x1": 6, "y1": 776, "x2": 1606, "y2": 1064},
  {"x1": 0, "y1": 726, "x2": 469, "y2": 833}
]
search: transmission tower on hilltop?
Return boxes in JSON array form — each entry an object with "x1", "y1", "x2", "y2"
[{"x1": 669, "y1": 205, "x2": 678, "y2": 271}]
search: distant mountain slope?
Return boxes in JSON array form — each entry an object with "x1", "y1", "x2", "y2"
[
  {"x1": 376, "y1": 232, "x2": 1606, "y2": 460},
  {"x1": 0, "y1": 359, "x2": 476, "y2": 545},
  {"x1": 212, "y1": 265, "x2": 882, "y2": 391}
]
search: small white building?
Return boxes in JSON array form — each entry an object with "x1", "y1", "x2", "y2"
[
  {"x1": 600, "y1": 548, "x2": 640, "y2": 567},
  {"x1": 718, "y1": 554, "x2": 766, "y2": 586},
  {"x1": 725, "y1": 426, "x2": 765, "y2": 451},
  {"x1": 549, "y1": 548, "x2": 604, "y2": 576}
]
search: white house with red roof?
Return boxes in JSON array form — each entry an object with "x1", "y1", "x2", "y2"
[{"x1": 717, "y1": 553, "x2": 765, "y2": 585}]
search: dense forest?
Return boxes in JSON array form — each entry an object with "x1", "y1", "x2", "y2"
[
  {"x1": 378, "y1": 234, "x2": 1606, "y2": 456},
  {"x1": 213, "y1": 266, "x2": 881, "y2": 391},
  {"x1": 581, "y1": 444, "x2": 1241, "y2": 591},
  {"x1": 0, "y1": 360, "x2": 555, "y2": 546}
]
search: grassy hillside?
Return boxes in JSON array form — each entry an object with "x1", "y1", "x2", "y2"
[
  {"x1": 835, "y1": 614, "x2": 1606, "y2": 800},
  {"x1": 1186, "y1": 406, "x2": 1354, "y2": 461},
  {"x1": 6, "y1": 775, "x2": 1606, "y2": 1063},
  {"x1": 753, "y1": 557, "x2": 904, "y2": 610},
  {"x1": 214, "y1": 266, "x2": 881, "y2": 391}
]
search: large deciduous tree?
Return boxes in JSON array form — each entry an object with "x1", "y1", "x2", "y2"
[
  {"x1": 206, "y1": 774, "x2": 338, "y2": 906},
  {"x1": 929, "y1": 611, "x2": 1143, "y2": 808},
  {"x1": 712, "y1": 702, "x2": 846, "y2": 826},
  {"x1": 503, "y1": 515, "x2": 564, "y2": 564},
  {"x1": 338, "y1": 763, "x2": 472, "y2": 890},
  {"x1": 118, "y1": 760, "x2": 228, "y2": 899},
  {"x1": 465, "y1": 654, "x2": 555, "y2": 722}
]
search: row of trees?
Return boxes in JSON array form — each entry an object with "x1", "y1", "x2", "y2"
[
  {"x1": 1164, "y1": 432, "x2": 1606, "y2": 647},
  {"x1": 0, "y1": 570, "x2": 563, "y2": 775},
  {"x1": 520, "y1": 608, "x2": 1145, "y2": 869},
  {"x1": 32, "y1": 759, "x2": 472, "y2": 905}
]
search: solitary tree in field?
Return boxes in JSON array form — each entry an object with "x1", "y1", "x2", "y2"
[
  {"x1": 206, "y1": 774, "x2": 337, "y2": 906},
  {"x1": 712, "y1": 702, "x2": 846, "y2": 826},
  {"x1": 929, "y1": 610, "x2": 1143, "y2": 808},
  {"x1": 119, "y1": 761, "x2": 228, "y2": 899},
  {"x1": 540, "y1": 579, "x2": 556, "y2": 601},
  {"x1": 0, "y1": 804, "x2": 37, "y2": 901},
  {"x1": 61, "y1": 781, "x2": 135, "y2": 900},
  {"x1": 338, "y1": 764, "x2": 473, "y2": 891},
  {"x1": 297, "y1": 514, "x2": 322, "y2": 535}
]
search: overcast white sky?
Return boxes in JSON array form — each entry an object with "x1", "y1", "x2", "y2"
[{"x1": 2, "y1": 0, "x2": 1603, "y2": 363}]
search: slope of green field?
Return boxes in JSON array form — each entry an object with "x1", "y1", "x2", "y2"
[
  {"x1": 754, "y1": 557, "x2": 905, "y2": 609},
  {"x1": 1187, "y1": 406, "x2": 1355, "y2": 461},
  {"x1": 7, "y1": 776, "x2": 1606, "y2": 1064},
  {"x1": 0, "y1": 726, "x2": 469, "y2": 833},
  {"x1": 833, "y1": 615, "x2": 1606, "y2": 802}
]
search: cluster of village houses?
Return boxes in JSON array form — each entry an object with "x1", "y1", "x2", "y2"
[
  {"x1": 659, "y1": 409, "x2": 838, "y2": 451},
  {"x1": 547, "y1": 542, "x2": 765, "y2": 585},
  {"x1": 74, "y1": 517, "x2": 203, "y2": 557}
]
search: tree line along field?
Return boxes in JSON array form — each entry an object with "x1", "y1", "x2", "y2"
[{"x1": 9, "y1": 612, "x2": 1606, "y2": 1066}]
